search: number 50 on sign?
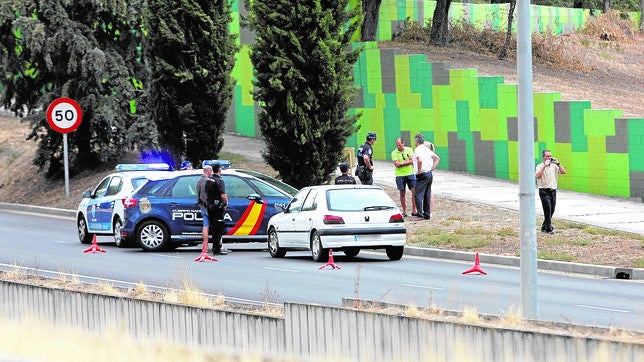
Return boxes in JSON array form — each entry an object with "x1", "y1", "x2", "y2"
[{"x1": 46, "y1": 97, "x2": 83, "y2": 133}]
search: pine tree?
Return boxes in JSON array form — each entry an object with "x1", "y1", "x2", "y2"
[
  {"x1": 248, "y1": 0, "x2": 362, "y2": 188},
  {"x1": 0, "y1": 0, "x2": 154, "y2": 177},
  {"x1": 144, "y1": 0, "x2": 238, "y2": 167}
]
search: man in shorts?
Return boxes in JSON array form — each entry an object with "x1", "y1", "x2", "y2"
[{"x1": 391, "y1": 137, "x2": 416, "y2": 217}]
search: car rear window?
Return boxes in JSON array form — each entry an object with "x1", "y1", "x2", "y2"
[{"x1": 327, "y1": 188, "x2": 396, "y2": 212}]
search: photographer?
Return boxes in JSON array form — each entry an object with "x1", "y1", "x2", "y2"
[{"x1": 535, "y1": 150, "x2": 567, "y2": 234}]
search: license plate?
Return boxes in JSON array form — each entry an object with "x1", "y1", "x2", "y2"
[{"x1": 354, "y1": 234, "x2": 382, "y2": 242}]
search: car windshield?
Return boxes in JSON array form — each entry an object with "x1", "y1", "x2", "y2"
[
  {"x1": 327, "y1": 188, "x2": 396, "y2": 212},
  {"x1": 235, "y1": 169, "x2": 298, "y2": 196}
]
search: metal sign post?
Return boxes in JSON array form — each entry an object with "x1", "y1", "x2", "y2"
[{"x1": 46, "y1": 97, "x2": 83, "y2": 198}]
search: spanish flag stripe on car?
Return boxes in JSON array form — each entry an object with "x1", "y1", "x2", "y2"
[{"x1": 227, "y1": 201, "x2": 266, "y2": 236}]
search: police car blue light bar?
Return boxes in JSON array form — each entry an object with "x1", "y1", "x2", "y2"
[
  {"x1": 202, "y1": 159, "x2": 231, "y2": 169},
  {"x1": 115, "y1": 163, "x2": 172, "y2": 171}
]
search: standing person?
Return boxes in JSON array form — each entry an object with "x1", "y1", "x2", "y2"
[
  {"x1": 355, "y1": 132, "x2": 377, "y2": 185},
  {"x1": 535, "y1": 149, "x2": 566, "y2": 234},
  {"x1": 391, "y1": 137, "x2": 416, "y2": 217},
  {"x1": 425, "y1": 142, "x2": 437, "y2": 213},
  {"x1": 196, "y1": 165, "x2": 214, "y2": 252},
  {"x1": 413, "y1": 134, "x2": 440, "y2": 221},
  {"x1": 208, "y1": 163, "x2": 230, "y2": 254},
  {"x1": 335, "y1": 162, "x2": 357, "y2": 184},
  {"x1": 196, "y1": 165, "x2": 230, "y2": 255}
]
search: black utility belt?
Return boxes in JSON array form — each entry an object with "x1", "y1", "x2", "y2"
[{"x1": 539, "y1": 188, "x2": 556, "y2": 192}]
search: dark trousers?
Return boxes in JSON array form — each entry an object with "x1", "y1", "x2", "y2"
[
  {"x1": 357, "y1": 168, "x2": 373, "y2": 185},
  {"x1": 414, "y1": 171, "x2": 433, "y2": 219},
  {"x1": 538, "y1": 188, "x2": 557, "y2": 232},
  {"x1": 208, "y1": 207, "x2": 225, "y2": 250}
]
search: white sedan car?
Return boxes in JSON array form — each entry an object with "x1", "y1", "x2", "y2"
[{"x1": 267, "y1": 185, "x2": 407, "y2": 262}]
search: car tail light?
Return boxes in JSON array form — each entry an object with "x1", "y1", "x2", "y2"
[
  {"x1": 122, "y1": 197, "x2": 138, "y2": 209},
  {"x1": 389, "y1": 213, "x2": 404, "y2": 223},
  {"x1": 323, "y1": 215, "x2": 345, "y2": 225}
]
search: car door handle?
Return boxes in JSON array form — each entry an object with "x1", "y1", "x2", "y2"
[{"x1": 169, "y1": 203, "x2": 179, "y2": 207}]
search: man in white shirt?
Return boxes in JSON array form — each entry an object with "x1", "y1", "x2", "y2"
[
  {"x1": 535, "y1": 149, "x2": 567, "y2": 234},
  {"x1": 413, "y1": 133, "x2": 440, "y2": 220}
]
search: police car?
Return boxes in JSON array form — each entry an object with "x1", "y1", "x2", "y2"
[
  {"x1": 76, "y1": 163, "x2": 172, "y2": 247},
  {"x1": 120, "y1": 163, "x2": 298, "y2": 251}
]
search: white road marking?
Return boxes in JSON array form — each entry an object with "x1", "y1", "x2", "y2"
[
  {"x1": 576, "y1": 304, "x2": 631, "y2": 313},
  {"x1": 401, "y1": 283, "x2": 444, "y2": 291},
  {"x1": 264, "y1": 266, "x2": 300, "y2": 273},
  {"x1": 153, "y1": 254, "x2": 182, "y2": 259}
]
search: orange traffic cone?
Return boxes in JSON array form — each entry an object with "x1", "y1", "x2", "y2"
[
  {"x1": 319, "y1": 249, "x2": 341, "y2": 270},
  {"x1": 195, "y1": 240, "x2": 217, "y2": 262},
  {"x1": 462, "y1": 252, "x2": 487, "y2": 275},
  {"x1": 83, "y1": 235, "x2": 106, "y2": 253}
]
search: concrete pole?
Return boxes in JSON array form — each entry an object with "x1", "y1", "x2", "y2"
[{"x1": 517, "y1": 0, "x2": 538, "y2": 319}]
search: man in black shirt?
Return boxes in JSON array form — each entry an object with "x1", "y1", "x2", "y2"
[
  {"x1": 334, "y1": 162, "x2": 356, "y2": 184},
  {"x1": 356, "y1": 132, "x2": 377, "y2": 185}
]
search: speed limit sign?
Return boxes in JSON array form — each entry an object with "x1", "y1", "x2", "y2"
[{"x1": 46, "y1": 97, "x2": 83, "y2": 133}]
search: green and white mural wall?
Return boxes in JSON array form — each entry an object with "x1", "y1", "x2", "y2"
[{"x1": 228, "y1": 0, "x2": 643, "y2": 200}]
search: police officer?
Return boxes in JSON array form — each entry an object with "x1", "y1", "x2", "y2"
[
  {"x1": 356, "y1": 132, "x2": 377, "y2": 185},
  {"x1": 208, "y1": 163, "x2": 230, "y2": 254},
  {"x1": 334, "y1": 162, "x2": 357, "y2": 185}
]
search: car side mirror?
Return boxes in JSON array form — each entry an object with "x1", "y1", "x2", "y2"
[
  {"x1": 247, "y1": 193, "x2": 263, "y2": 204},
  {"x1": 82, "y1": 190, "x2": 92, "y2": 199}
]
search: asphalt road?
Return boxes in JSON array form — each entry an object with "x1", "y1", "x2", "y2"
[{"x1": 1, "y1": 208, "x2": 642, "y2": 333}]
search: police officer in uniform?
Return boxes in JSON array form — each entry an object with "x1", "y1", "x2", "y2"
[
  {"x1": 356, "y1": 132, "x2": 377, "y2": 185},
  {"x1": 334, "y1": 162, "x2": 356, "y2": 185},
  {"x1": 197, "y1": 164, "x2": 230, "y2": 254}
]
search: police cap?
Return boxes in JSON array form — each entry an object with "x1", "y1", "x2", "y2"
[{"x1": 367, "y1": 132, "x2": 377, "y2": 141}]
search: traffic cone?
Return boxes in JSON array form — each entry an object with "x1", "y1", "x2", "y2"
[
  {"x1": 195, "y1": 240, "x2": 217, "y2": 262},
  {"x1": 319, "y1": 249, "x2": 341, "y2": 270},
  {"x1": 462, "y1": 252, "x2": 487, "y2": 275},
  {"x1": 83, "y1": 235, "x2": 106, "y2": 253}
]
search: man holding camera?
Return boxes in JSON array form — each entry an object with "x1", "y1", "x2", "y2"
[{"x1": 535, "y1": 150, "x2": 567, "y2": 234}]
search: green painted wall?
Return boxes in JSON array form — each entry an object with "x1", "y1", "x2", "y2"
[{"x1": 226, "y1": 1, "x2": 643, "y2": 200}]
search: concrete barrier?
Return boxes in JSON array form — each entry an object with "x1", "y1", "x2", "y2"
[{"x1": 1, "y1": 280, "x2": 642, "y2": 361}]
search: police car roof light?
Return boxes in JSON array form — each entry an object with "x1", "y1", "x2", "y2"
[
  {"x1": 202, "y1": 160, "x2": 231, "y2": 169},
  {"x1": 115, "y1": 163, "x2": 172, "y2": 172}
]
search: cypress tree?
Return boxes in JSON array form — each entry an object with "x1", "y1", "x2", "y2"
[
  {"x1": 248, "y1": 0, "x2": 362, "y2": 188},
  {"x1": 144, "y1": 0, "x2": 238, "y2": 167}
]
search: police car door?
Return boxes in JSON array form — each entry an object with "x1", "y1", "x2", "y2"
[
  {"x1": 166, "y1": 175, "x2": 202, "y2": 237},
  {"x1": 86, "y1": 175, "x2": 123, "y2": 233}
]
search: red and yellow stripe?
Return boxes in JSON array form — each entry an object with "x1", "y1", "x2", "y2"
[{"x1": 227, "y1": 201, "x2": 266, "y2": 236}]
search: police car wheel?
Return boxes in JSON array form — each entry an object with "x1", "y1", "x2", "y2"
[
  {"x1": 311, "y1": 231, "x2": 328, "y2": 262},
  {"x1": 268, "y1": 228, "x2": 286, "y2": 258},
  {"x1": 113, "y1": 219, "x2": 126, "y2": 248},
  {"x1": 78, "y1": 217, "x2": 93, "y2": 244},
  {"x1": 137, "y1": 220, "x2": 170, "y2": 252}
]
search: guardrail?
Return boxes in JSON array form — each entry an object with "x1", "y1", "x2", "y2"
[{"x1": 1, "y1": 280, "x2": 642, "y2": 361}]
